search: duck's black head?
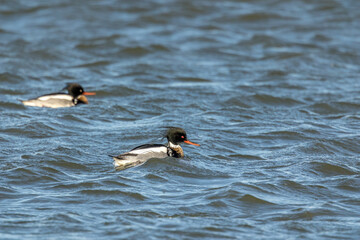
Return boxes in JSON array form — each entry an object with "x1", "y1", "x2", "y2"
[
  {"x1": 166, "y1": 127, "x2": 200, "y2": 146},
  {"x1": 65, "y1": 83, "x2": 85, "y2": 98},
  {"x1": 64, "y1": 83, "x2": 96, "y2": 104}
]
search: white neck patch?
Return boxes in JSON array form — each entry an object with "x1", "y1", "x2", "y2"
[{"x1": 169, "y1": 141, "x2": 180, "y2": 149}]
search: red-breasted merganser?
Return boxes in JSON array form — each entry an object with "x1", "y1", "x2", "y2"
[
  {"x1": 21, "y1": 83, "x2": 96, "y2": 108},
  {"x1": 112, "y1": 127, "x2": 200, "y2": 170}
]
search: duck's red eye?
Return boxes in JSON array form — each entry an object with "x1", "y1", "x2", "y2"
[{"x1": 181, "y1": 135, "x2": 184, "y2": 138}]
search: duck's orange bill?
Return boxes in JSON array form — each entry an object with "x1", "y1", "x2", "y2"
[
  {"x1": 184, "y1": 140, "x2": 200, "y2": 146},
  {"x1": 83, "y1": 92, "x2": 96, "y2": 95}
]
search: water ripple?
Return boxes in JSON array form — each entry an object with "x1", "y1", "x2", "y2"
[{"x1": 1, "y1": 0, "x2": 360, "y2": 239}]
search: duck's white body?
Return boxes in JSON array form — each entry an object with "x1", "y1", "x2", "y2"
[
  {"x1": 22, "y1": 94, "x2": 75, "y2": 108},
  {"x1": 113, "y1": 144, "x2": 169, "y2": 170}
]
